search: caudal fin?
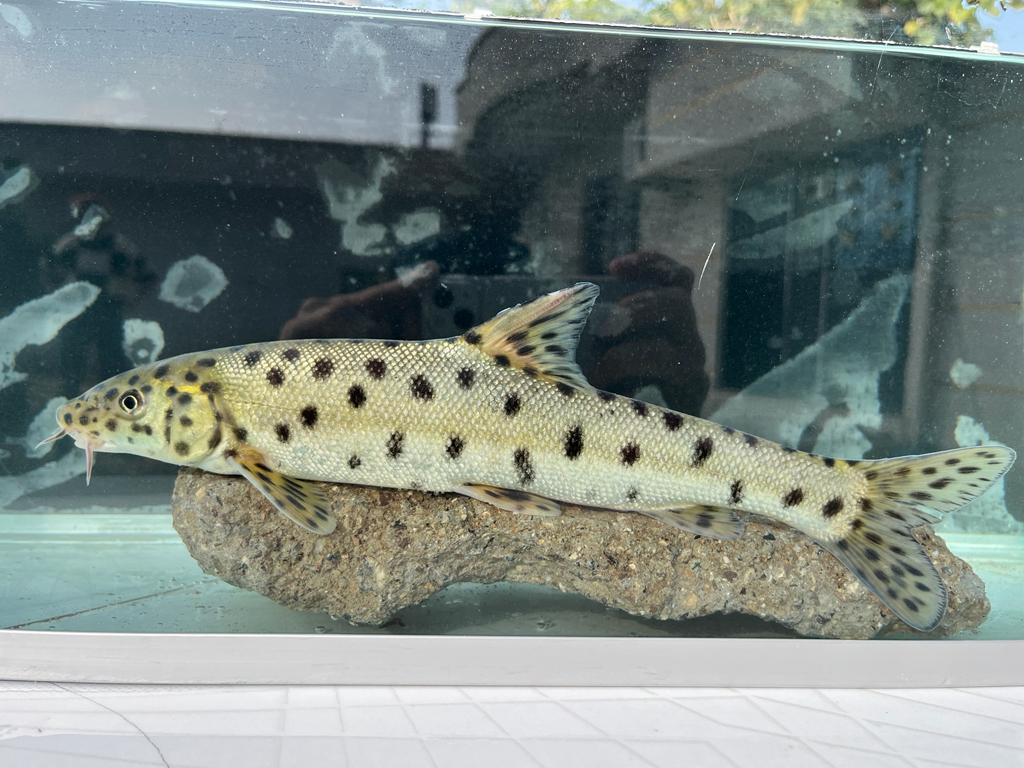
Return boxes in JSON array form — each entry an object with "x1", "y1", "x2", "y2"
[{"x1": 823, "y1": 445, "x2": 1016, "y2": 631}]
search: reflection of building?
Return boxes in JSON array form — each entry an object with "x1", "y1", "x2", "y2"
[{"x1": 455, "y1": 29, "x2": 1023, "y2": 508}]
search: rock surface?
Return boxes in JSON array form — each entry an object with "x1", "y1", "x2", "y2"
[{"x1": 172, "y1": 469, "x2": 990, "y2": 639}]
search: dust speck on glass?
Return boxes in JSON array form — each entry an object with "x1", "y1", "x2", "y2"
[{"x1": 0, "y1": 0, "x2": 1021, "y2": 641}]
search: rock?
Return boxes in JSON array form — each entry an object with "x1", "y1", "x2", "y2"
[{"x1": 171, "y1": 469, "x2": 990, "y2": 639}]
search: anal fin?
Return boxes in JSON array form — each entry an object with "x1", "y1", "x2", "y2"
[
  {"x1": 457, "y1": 484, "x2": 563, "y2": 517},
  {"x1": 229, "y1": 447, "x2": 336, "y2": 535},
  {"x1": 638, "y1": 505, "x2": 745, "y2": 540}
]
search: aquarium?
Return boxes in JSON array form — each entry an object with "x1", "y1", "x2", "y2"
[{"x1": 0, "y1": 0, "x2": 1022, "y2": 684}]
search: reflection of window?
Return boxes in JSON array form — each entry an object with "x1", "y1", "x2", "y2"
[{"x1": 720, "y1": 141, "x2": 920, "y2": 397}]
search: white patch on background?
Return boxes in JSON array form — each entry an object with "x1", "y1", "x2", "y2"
[
  {"x1": 0, "y1": 3, "x2": 33, "y2": 39},
  {"x1": 939, "y1": 415, "x2": 1020, "y2": 533},
  {"x1": 631, "y1": 384, "x2": 668, "y2": 408},
  {"x1": 326, "y1": 24, "x2": 397, "y2": 95},
  {"x1": 23, "y1": 398, "x2": 65, "y2": 458},
  {"x1": 0, "y1": 166, "x2": 35, "y2": 209},
  {"x1": 24, "y1": 397, "x2": 67, "y2": 457},
  {"x1": 271, "y1": 217, "x2": 293, "y2": 240},
  {"x1": 122, "y1": 318, "x2": 165, "y2": 364},
  {"x1": 395, "y1": 261, "x2": 435, "y2": 288},
  {"x1": 318, "y1": 157, "x2": 394, "y2": 256},
  {"x1": 949, "y1": 358, "x2": 982, "y2": 389},
  {"x1": 394, "y1": 210, "x2": 440, "y2": 245},
  {"x1": 0, "y1": 282, "x2": 100, "y2": 392},
  {"x1": 712, "y1": 274, "x2": 910, "y2": 459},
  {"x1": 159, "y1": 255, "x2": 227, "y2": 313},
  {"x1": 72, "y1": 204, "x2": 108, "y2": 238},
  {"x1": 0, "y1": 451, "x2": 84, "y2": 510}
]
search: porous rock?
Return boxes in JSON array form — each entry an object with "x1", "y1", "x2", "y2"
[{"x1": 171, "y1": 469, "x2": 990, "y2": 639}]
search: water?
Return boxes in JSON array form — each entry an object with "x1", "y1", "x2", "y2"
[{"x1": 0, "y1": 2, "x2": 1021, "y2": 640}]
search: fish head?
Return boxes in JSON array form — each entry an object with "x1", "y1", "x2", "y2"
[{"x1": 49, "y1": 360, "x2": 223, "y2": 482}]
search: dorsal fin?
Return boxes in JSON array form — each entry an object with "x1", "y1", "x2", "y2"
[{"x1": 462, "y1": 282, "x2": 599, "y2": 389}]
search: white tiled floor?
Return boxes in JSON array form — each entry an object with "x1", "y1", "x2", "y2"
[{"x1": 0, "y1": 683, "x2": 1022, "y2": 767}]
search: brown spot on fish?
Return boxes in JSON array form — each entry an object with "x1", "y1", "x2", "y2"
[
  {"x1": 154, "y1": 365, "x2": 169, "y2": 378},
  {"x1": 822, "y1": 497, "x2": 844, "y2": 518},
  {"x1": 556, "y1": 382, "x2": 574, "y2": 397},
  {"x1": 312, "y1": 358, "x2": 334, "y2": 379},
  {"x1": 692, "y1": 437, "x2": 714, "y2": 467},
  {"x1": 494, "y1": 354, "x2": 510, "y2": 367},
  {"x1": 620, "y1": 442, "x2": 640, "y2": 466},
  {"x1": 410, "y1": 375, "x2": 434, "y2": 400},
  {"x1": 598, "y1": 391, "x2": 616, "y2": 402},
  {"x1": 504, "y1": 393, "x2": 521, "y2": 417},
  {"x1": 233, "y1": 427, "x2": 248, "y2": 442},
  {"x1": 464, "y1": 330, "x2": 482, "y2": 345},
  {"x1": 457, "y1": 367, "x2": 475, "y2": 389},
  {"x1": 631, "y1": 400, "x2": 648, "y2": 417},
  {"x1": 244, "y1": 351, "x2": 261, "y2": 367},
  {"x1": 105, "y1": 419, "x2": 117, "y2": 431},
  {"x1": 514, "y1": 447, "x2": 535, "y2": 484},
  {"x1": 283, "y1": 348, "x2": 300, "y2": 363},
  {"x1": 300, "y1": 406, "x2": 318, "y2": 428},
  {"x1": 564, "y1": 425, "x2": 584, "y2": 460},
  {"x1": 744, "y1": 434, "x2": 759, "y2": 448},
  {"x1": 783, "y1": 488, "x2": 804, "y2": 507},
  {"x1": 177, "y1": 393, "x2": 192, "y2": 405},
  {"x1": 196, "y1": 358, "x2": 216, "y2": 367},
  {"x1": 180, "y1": 415, "x2": 193, "y2": 427},
  {"x1": 823, "y1": 457, "x2": 835, "y2": 468},
  {"x1": 349, "y1": 455, "x2": 361, "y2": 469},
  {"x1": 348, "y1": 385, "x2": 366, "y2": 408},
  {"x1": 729, "y1": 479, "x2": 743, "y2": 505},
  {"x1": 275, "y1": 423, "x2": 290, "y2": 443},
  {"x1": 267, "y1": 368, "x2": 285, "y2": 387},
  {"x1": 366, "y1": 359, "x2": 386, "y2": 379},
  {"x1": 184, "y1": 371, "x2": 199, "y2": 383},
  {"x1": 201, "y1": 381, "x2": 220, "y2": 394},
  {"x1": 663, "y1": 412, "x2": 682, "y2": 431},
  {"x1": 446, "y1": 436, "x2": 464, "y2": 459},
  {"x1": 174, "y1": 441, "x2": 189, "y2": 456},
  {"x1": 63, "y1": 413, "x2": 72, "y2": 425},
  {"x1": 387, "y1": 431, "x2": 404, "y2": 459}
]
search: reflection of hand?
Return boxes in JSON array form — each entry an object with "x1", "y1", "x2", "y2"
[
  {"x1": 280, "y1": 260, "x2": 440, "y2": 341},
  {"x1": 589, "y1": 251, "x2": 709, "y2": 416}
]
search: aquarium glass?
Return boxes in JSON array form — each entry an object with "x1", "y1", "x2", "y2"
[{"x1": 0, "y1": 0, "x2": 1021, "y2": 640}]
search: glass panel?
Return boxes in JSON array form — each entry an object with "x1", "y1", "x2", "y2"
[
  {"x1": 367, "y1": 0, "x2": 1024, "y2": 54},
  {"x1": 0, "y1": 1, "x2": 1020, "y2": 640}
]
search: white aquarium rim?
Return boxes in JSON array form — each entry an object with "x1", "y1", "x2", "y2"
[{"x1": 0, "y1": 631, "x2": 1020, "y2": 688}]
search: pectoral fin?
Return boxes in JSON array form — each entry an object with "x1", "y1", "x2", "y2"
[
  {"x1": 638, "y1": 505, "x2": 745, "y2": 540},
  {"x1": 457, "y1": 484, "x2": 563, "y2": 517},
  {"x1": 228, "y1": 447, "x2": 336, "y2": 535}
]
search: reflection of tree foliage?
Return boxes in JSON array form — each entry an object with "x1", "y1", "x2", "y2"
[{"x1": 477, "y1": 0, "x2": 1021, "y2": 48}]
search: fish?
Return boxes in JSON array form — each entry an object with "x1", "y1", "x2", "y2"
[{"x1": 42, "y1": 283, "x2": 1015, "y2": 631}]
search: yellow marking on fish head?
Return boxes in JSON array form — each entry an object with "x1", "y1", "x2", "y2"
[{"x1": 58, "y1": 354, "x2": 225, "y2": 469}]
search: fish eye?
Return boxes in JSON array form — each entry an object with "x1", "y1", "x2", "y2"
[{"x1": 119, "y1": 390, "x2": 142, "y2": 413}]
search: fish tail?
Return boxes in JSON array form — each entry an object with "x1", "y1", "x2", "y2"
[{"x1": 822, "y1": 445, "x2": 1016, "y2": 631}]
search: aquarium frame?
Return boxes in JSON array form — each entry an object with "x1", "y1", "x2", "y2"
[
  {"x1": 3, "y1": 0, "x2": 1023, "y2": 689},
  {"x1": 0, "y1": 630, "x2": 1019, "y2": 687}
]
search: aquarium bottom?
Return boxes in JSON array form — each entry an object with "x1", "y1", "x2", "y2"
[{"x1": 0, "y1": 511, "x2": 1021, "y2": 639}]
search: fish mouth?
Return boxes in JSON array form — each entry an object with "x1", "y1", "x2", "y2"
[{"x1": 36, "y1": 427, "x2": 102, "y2": 486}]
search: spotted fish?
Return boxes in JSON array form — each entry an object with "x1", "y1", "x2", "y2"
[{"x1": 42, "y1": 283, "x2": 1015, "y2": 631}]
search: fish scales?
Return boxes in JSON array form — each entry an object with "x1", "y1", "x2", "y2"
[
  {"x1": 48, "y1": 283, "x2": 1016, "y2": 631},
  {"x1": 205, "y1": 338, "x2": 847, "y2": 532}
]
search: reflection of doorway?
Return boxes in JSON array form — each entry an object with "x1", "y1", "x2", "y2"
[{"x1": 719, "y1": 141, "x2": 921, "y2": 400}]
